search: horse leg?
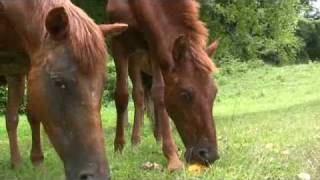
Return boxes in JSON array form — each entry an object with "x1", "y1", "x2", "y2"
[
  {"x1": 129, "y1": 57, "x2": 144, "y2": 146},
  {"x1": 26, "y1": 108, "x2": 44, "y2": 166},
  {"x1": 150, "y1": 62, "x2": 183, "y2": 171},
  {"x1": 141, "y1": 72, "x2": 162, "y2": 142},
  {"x1": 152, "y1": 102, "x2": 162, "y2": 142},
  {"x1": 5, "y1": 75, "x2": 25, "y2": 169},
  {"x1": 113, "y1": 41, "x2": 129, "y2": 152},
  {"x1": 26, "y1": 110, "x2": 44, "y2": 166}
]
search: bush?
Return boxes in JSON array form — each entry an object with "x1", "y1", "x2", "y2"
[
  {"x1": 72, "y1": 0, "x2": 106, "y2": 23},
  {"x1": 0, "y1": 86, "x2": 7, "y2": 114},
  {"x1": 0, "y1": 85, "x2": 26, "y2": 114},
  {"x1": 102, "y1": 60, "x2": 116, "y2": 106},
  {"x1": 217, "y1": 55, "x2": 265, "y2": 76},
  {"x1": 296, "y1": 18, "x2": 320, "y2": 61},
  {"x1": 200, "y1": 0, "x2": 303, "y2": 65}
]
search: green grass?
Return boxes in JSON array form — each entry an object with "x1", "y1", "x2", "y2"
[{"x1": 0, "y1": 63, "x2": 320, "y2": 179}]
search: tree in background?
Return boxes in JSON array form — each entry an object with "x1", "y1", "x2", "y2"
[
  {"x1": 297, "y1": 19, "x2": 320, "y2": 61},
  {"x1": 200, "y1": 0, "x2": 303, "y2": 65},
  {"x1": 301, "y1": 0, "x2": 320, "y2": 19},
  {"x1": 296, "y1": 0, "x2": 320, "y2": 61}
]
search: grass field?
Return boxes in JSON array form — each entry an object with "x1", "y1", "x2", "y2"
[{"x1": 0, "y1": 63, "x2": 319, "y2": 180}]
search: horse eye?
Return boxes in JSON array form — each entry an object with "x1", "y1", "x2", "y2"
[
  {"x1": 50, "y1": 75, "x2": 67, "y2": 89},
  {"x1": 54, "y1": 80, "x2": 67, "y2": 89},
  {"x1": 180, "y1": 90, "x2": 193, "y2": 102}
]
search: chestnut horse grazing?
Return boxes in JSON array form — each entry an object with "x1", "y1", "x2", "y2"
[
  {"x1": 129, "y1": 39, "x2": 219, "y2": 148},
  {"x1": 107, "y1": 0, "x2": 219, "y2": 170},
  {"x1": 0, "y1": 0, "x2": 127, "y2": 179}
]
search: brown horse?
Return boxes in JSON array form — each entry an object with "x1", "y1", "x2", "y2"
[
  {"x1": 128, "y1": 40, "x2": 219, "y2": 147},
  {"x1": 107, "y1": 0, "x2": 219, "y2": 171},
  {"x1": 0, "y1": 0, "x2": 127, "y2": 179}
]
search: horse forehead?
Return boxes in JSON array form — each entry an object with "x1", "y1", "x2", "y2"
[
  {"x1": 47, "y1": 47, "x2": 74, "y2": 67},
  {"x1": 180, "y1": 70, "x2": 207, "y2": 85}
]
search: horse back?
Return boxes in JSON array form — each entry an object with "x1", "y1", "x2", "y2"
[
  {"x1": 107, "y1": 0, "x2": 194, "y2": 52},
  {"x1": 0, "y1": 16, "x2": 29, "y2": 75},
  {"x1": 0, "y1": 16, "x2": 25, "y2": 52}
]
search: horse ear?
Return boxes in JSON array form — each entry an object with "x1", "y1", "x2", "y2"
[
  {"x1": 173, "y1": 34, "x2": 189, "y2": 61},
  {"x1": 99, "y1": 23, "x2": 128, "y2": 37},
  {"x1": 45, "y1": 7, "x2": 69, "y2": 41},
  {"x1": 206, "y1": 39, "x2": 219, "y2": 57}
]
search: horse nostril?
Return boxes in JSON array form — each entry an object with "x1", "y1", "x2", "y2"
[
  {"x1": 197, "y1": 148, "x2": 209, "y2": 160},
  {"x1": 79, "y1": 173, "x2": 94, "y2": 180}
]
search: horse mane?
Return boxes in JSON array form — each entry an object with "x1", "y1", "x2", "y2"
[
  {"x1": 169, "y1": 0, "x2": 217, "y2": 73},
  {"x1": 34, "y1": 0, "x2": 106, "y2": 74}
]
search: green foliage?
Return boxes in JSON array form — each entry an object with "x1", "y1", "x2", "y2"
[
  {"x1": 296, "y1": 18, "x2": 320, "y2": 61},
  {"x1": 72, "y1": 0, "x2": 106, "y2": 23},
  {"x1": 200, "y1": 0, "x2": 303, "y2": 65},
  {"x1": 217, "y1": 56, "x2": 265, "y2": 76},
  {"x1": 0, "y1": 86, "x2": 26, "y2": 114},
  {"x1": 0, "y1": 86, "x2": 6, "y2": 114},
  {"x1": 102, "y1": 60, "x2": 116, "y2": 106}
]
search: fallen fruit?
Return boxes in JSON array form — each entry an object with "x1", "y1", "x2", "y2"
[{"x1": 187, "y1": 163, "x2": 208, "y2": 175}]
